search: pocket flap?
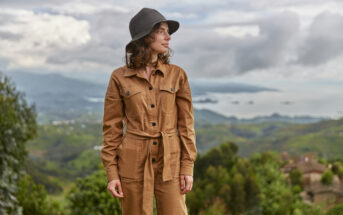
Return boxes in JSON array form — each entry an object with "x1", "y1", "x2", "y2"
[
  {"x1": 159, "y1": 84, "x2": 177, "y2": 93},
  {"x1": 123, "y1": 87, "x2": 143, "y2": 98}
]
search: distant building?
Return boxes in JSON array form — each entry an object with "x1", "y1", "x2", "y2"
[
  {"x1": 280, "y1": 152, "x2": 343, "y2": 210},
  {"x1": 51, "y1": 119, "x2": 75, "y2": 125}
]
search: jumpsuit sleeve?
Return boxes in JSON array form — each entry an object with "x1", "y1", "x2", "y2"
[
  {"x1": 176, "y1": 68, "x2": 197, "y2": 176},
  {"x1": 100, "y1": 70, "x2": 124, "y2": 182}
]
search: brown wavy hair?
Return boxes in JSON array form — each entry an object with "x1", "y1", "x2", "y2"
[{"x1": 125, "y1": 21, "x2": 173, "y2": 69}]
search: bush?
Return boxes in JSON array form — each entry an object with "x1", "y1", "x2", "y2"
[
  {"x1": 320, "y1": 170, "x2": 334, "y2": 185},
  {"x1": 16, "y1": 174, "x2": 64, "y2": 215},
  {"x1": 66, "y1": 165, "x2": 122, "y2": 215}
]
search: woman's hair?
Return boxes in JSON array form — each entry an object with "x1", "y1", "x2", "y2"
[{"x1": 125, "y1": 22, "x2": 173, "y2": 69}]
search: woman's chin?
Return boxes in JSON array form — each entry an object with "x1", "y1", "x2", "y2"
[{"x1": 159, "y1": 48, "x2": 168, "y2": 54}]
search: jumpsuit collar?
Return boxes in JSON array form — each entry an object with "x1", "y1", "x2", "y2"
[{"x1": 123, "y1": 59, "x2": 166, "y2": 78}]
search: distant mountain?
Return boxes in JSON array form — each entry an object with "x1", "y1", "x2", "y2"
[
  {"x1": 238, "y1": 117, "x2": 343, "y2": 159},
  {"x1": 3, "y1": 71, "x2": 327, "y2": 124},
  {"x1": 194, "y1": 115, "x2": 343, "y2": 157},
  {"x1": 194, "y1": 109, "x2": 327, "y2": 125},
  {"x1": 190, "y1": 80, "x2": 277, "y2": 96},
  {"x1": 3, "y1": 71, "x2": 279, "y2": 120},
  {"x1": 5, "y1": 71, "x2": 106, "y2": 115}
]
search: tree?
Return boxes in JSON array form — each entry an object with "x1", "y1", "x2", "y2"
[
  {"x1": 0, "y1": 72, "x2": 37, "y2": 214},
  {"x1": 250, "y1": 151, "x2": 324, "y2": 215},
  {"x1": 289, "y1": 168, "x2": 303, "y2": 189},
  {"x1": 320, "y1": 170, "x2": 334, "y2": 185},
  {"x1": 187, "y1": 142, "x2": 260, "y2": 215},
  {"x1": 327, "y1": 203, "x2": 343, "y2": 215}
]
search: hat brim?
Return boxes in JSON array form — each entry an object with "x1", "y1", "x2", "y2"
[{"x1": 126, "y1": 20, "x2": 179, "y2": 50}]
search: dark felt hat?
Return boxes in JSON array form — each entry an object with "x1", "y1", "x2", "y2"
[{"x1": 126, "y1": 7, "x2": 179, "y2": 50}]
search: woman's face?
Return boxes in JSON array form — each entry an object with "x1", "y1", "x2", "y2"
[{"x1": 149, "y1": 22, "x2": 170, "y2": 54}]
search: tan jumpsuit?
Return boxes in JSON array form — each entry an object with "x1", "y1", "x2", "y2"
[{"x1": 100, "y1": 59, "x2": 197, "y2": 215}]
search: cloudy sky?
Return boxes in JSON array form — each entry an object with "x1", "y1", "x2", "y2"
[{"x1": 1, "y1": 0, "x2": 343, "y2": 118}]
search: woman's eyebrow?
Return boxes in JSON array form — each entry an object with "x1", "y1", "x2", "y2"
[{"x1": 159, "y1": 27, "x2": 169, "y2": 31}]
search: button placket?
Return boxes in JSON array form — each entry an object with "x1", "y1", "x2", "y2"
[{"x1": 147, "y1": 75, "x2": 158, "y2": 130}]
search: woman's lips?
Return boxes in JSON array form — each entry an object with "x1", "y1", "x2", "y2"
[{"x1": 162, "y1": 44, "x2": 169, "y2": 47}]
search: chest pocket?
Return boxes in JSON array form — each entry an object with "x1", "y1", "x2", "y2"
[
  {"x1": 122, "y1": 87, "x2": 145, "y2": 118},
  {"x1": 159, "y1": 84, "x2": 178, "y2": 114}
]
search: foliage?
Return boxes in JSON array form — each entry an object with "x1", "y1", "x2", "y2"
[
  {"x1": 320, "y1": 170, "x2": 334, "y2": 185},
  {"x1": 188, "y1": 145, "x2": 326, "y2": 215},
  {"x1": 16, "y1": 174, "x2": 64, "y2": 215},
  {"x1": 331, "y1": 161, "x2": 343, "y2": 178},
  {"x1": 66, "y1": 165, "x2": 122, "y2": 215},
  {"x1": 0, "y1": 72, "x2": 37, "y2": 214},
  {"x1": 250, "y1": 151, "x2": 325, "y2": 215},
  {"x1": 289, "y1": 168, "x2": 303, "y2": 189},
  {"x1": 187, "y1": 142, "x2": 260, "y2": 215},
  {"x1": 327, "y1": 203, "x2": 343, "y2": 215},
  {"x1": 25, "y1": 122, "x2": 102, "y2": 183}
]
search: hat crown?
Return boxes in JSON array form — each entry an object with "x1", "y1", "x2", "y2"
[
  {"x1": 129, "y1": 7, "x2": 166, "y2": 39},
  {"x1": 125, "y1": 7, "x2": 179, "y2": 50}
]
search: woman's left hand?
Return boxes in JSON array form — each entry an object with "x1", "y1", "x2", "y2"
[{"x1": 180, "y1": 174, "x2": 193, "y2": 194}]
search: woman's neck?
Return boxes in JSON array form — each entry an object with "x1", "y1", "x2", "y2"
[{"x1": 151, "y1": 52, "x2": 158, "y2": 64}]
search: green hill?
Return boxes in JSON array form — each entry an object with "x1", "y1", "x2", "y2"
[{"x1": 25, "y1": 116, "x2": 343, "y2": 193}]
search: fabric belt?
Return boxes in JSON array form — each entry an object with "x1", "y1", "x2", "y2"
[{"x1": 125, "y1": 127, "x2": 178, "y2": 214}]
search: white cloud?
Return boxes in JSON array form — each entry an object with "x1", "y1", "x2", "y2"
[
  {"x1": 0, "y1": 0, "x2": 343, "y2": 83},
  {"x1": 0, "y1": 7, "x2": 90, "y2": 68},
  {"x1": 214, "y1": 25, "x2": 260, "y2": 37}
]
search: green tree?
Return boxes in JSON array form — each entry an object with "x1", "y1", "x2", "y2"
[
  {"x1": 250, "y1": 151, "x2": 324, "y2": 215},
  {"x1": 327, "y1": 203, "x2": 343, "y2": 215},
  {"x1": 289, "y1": 168, "x2": 303, "y2": 189},
  {"x1": 194, "y1": 141, "x2": 238, "y2": 180},
  {"x1": 187, "y1": 142, "x2": 260, "y2": 215},
  {"x1": 198, "y1": 198, "x2": 226, "y2": 215},
  {"x1": 66, "y1": 165, "x2": 122, "y2": 214},
  {"x1": 0, "y1": 72, "x2": 37, "y2": 214},
  {"x1": 331, "y1": 161, "x2": 343, "y2": 178},
  {"x1": 16, "y1": 174, "x2": 63, "y2": 215},
  {"x1": 320, "y1": 170, "x2": 334, "y2": 185}
]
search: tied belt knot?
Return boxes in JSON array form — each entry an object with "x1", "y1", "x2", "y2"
[{"x1": 124, "y1": 127, "x2": 179, "y2": 215}]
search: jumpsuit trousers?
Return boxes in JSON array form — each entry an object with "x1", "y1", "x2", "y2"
[{"x1": 117, "y1": 128, "x2": 188, "y2": 215}]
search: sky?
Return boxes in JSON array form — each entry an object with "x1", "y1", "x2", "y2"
[
  {"x1": 1, "y1": 0, "x2": 343, "y2": 118},
  {"x1": 1, "y1": 0, "x2": 343, "y2": 81}
]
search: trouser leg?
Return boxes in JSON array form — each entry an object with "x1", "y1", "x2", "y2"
[
  {"x1": 119, "y1": 179, "x2": 145, "y2": 215},
  {"x1": 154, "y1": 177, "x2": 188, "y2": 215},
  {"x1": 118, "y1": 138, "x2": 154, "y2": 215},
  {"x1": 152, "y1": 139, "x2": 188, "y2": 215}
]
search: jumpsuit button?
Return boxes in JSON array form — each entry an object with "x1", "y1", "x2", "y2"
[
  {"x1": 152, "y1": 158, "x2": 156, "y2": 162},
  {"x1": 152, "y1": 122, "x2": 156, "y2": 126},
  {"x1": 149, "y1": 86, "x2": 153, "y2": 90},
  {"x1": 151, "y1": 104, "x2": 155, "y2": 108},
  {"x1": 153, "y1": 141, "x2": 157, "y2": 145},
  {"x1": 171, "y1": 87, "x2": 174, "y2": 92}
]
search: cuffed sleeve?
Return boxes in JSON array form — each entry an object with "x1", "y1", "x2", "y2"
[
  {"x1": 100, "y1": 70, "x2": 124, "y2": 182},
  {"x1": 176, "y1": 68, "x2": 197, "y2": 176}
]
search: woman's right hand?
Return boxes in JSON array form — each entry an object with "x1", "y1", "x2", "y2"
[{"x1": 107, "y1": 179, "x2": 124, "y2": 198}]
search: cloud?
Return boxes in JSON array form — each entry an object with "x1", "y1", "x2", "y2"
[
  {"x1": 0, "y1": 0, "x2": 343, "y2": 83},
  {"x1": 0, "y1": 8, "x2": 91, "y2": 68},
  {"x1": 173, "y1": 11, "x2": 300, "y2": 77},
  {"x1": 295, "y1": 12, "x2": 343, "y2": 66}
]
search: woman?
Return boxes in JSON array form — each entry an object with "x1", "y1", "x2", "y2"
[{"x1": 100, "y1": 7, "x2": 197, "y2": 215}]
